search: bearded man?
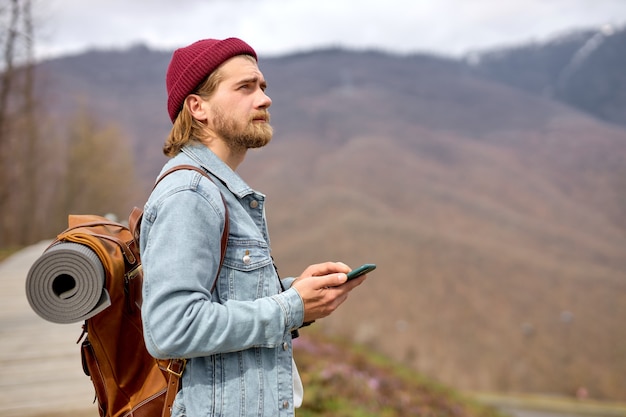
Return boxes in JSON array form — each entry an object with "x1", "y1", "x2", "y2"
[{"x1": 139, "y1": 38, "x2": 367, "y2": 417}]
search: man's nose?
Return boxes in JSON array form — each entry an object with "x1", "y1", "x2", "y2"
[{"x1": 258, "y1": 91, "x2": 272, "y2": 109}]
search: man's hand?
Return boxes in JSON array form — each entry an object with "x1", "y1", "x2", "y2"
[{"x1": 291, "y1": 262, "x2": 367, "y2": 324}]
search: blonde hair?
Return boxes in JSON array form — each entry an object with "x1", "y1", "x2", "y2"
[{"x1": 162, "y1": 67, "x2": 224, "y2": 157}]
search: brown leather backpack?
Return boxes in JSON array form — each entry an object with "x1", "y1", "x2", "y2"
[{"x1": 54, "y1": 165, "x2": 229, "y2": 417}]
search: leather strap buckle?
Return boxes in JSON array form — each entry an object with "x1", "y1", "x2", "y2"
[{"x1": 166, "y1": 359, "x2": 186, "y2": 378}]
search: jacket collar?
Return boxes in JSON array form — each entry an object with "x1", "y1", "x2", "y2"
[{"x1": 179, "y1": 144, "x2": 260, "y2": 199}]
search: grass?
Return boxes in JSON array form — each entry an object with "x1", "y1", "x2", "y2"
[
  {"x1": 293, "y1": 332, "x2": 507, "y2": 417},
  {"x1": 0, "y1": 246, "x2": 21, "y2": 262}
]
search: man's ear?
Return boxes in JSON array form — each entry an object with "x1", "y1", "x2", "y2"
[{"x1": 186, "y1": 94, "x2": 208, "y2": 122}]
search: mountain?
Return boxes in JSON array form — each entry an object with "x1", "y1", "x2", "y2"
[
  {"x1": 468, "y1": 24, "x2": 626, "y2": 128},
  {"x1": 33, "y1": 28, "x2": 626, "y2": 401}
]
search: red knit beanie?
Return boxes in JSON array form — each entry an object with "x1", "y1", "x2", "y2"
[{"x1": 166, "y1": 38, "x2": 257, "y2": 122}]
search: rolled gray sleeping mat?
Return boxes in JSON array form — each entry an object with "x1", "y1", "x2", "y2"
[{"x1": 26, "y1": 242, "x2": 111, "y2": 324}]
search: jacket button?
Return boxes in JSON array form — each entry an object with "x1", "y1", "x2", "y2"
[
  {"x1": 282, "y1": 342, "x2": 289, "y2": 350},
  {"x1": 282, "y1": 400, "x2": 289, "y2": 409},
  {"x1": 249, "y1": 199, "x2": 259, "y2": 209}
]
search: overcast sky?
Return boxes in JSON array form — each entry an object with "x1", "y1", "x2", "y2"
[{"x1": 35, "y1": 0, "x2": 626, "y2": 60}]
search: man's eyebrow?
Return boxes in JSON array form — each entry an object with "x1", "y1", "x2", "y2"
[{"x1": 237, "y1": 76, "x2": 267, "y2": 89}]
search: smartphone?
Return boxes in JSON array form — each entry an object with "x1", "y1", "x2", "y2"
[{"x1": 346, "y1": 263, "x2": 376, "y2": 281}]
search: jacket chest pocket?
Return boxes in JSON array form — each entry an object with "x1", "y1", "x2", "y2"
[{"x1": 219, "y1": 239, "x2": 278, "y2": 301}]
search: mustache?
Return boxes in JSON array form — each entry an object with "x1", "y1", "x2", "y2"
[{"x1": 251, "y1": 111, "x2": 270, "y2": 122}]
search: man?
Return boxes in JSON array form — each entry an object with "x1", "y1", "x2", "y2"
[{"x1": 140, "y1": 38, "x2": 367, "y2": 417}]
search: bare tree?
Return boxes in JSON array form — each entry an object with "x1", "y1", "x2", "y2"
[
  {"x1": 0, "y1": 0, "x2": 36, "y2": 247},
  {"x1": 0, "y1": 1, "x2": 20, "y2": 130},
  {"x1": 0, "y1": 1, "x2": 141, "y2": 248},
  {"x1": 18, "y1": 0, "x2": 39, "y2": 243}
]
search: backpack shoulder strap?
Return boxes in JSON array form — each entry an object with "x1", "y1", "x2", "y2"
[
  {"x1": 129, "y1": 164, "x2": 230, "y2": 293},
  {"x1": 153, "y1": 164, "x2": 211, "y2": 189}
]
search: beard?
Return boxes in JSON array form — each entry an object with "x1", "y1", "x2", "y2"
[{"x1": 211, "y1": 107, "x2": 273, "y2": 150}]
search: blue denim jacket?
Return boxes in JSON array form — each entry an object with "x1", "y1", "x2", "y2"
[{"x1": 140, "y1": 144, "x2": 304, "y2": 417}]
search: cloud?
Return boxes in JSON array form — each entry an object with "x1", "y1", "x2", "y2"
[{"x1": 35, "y1": 0, "x2": 626, "y2": 60}]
